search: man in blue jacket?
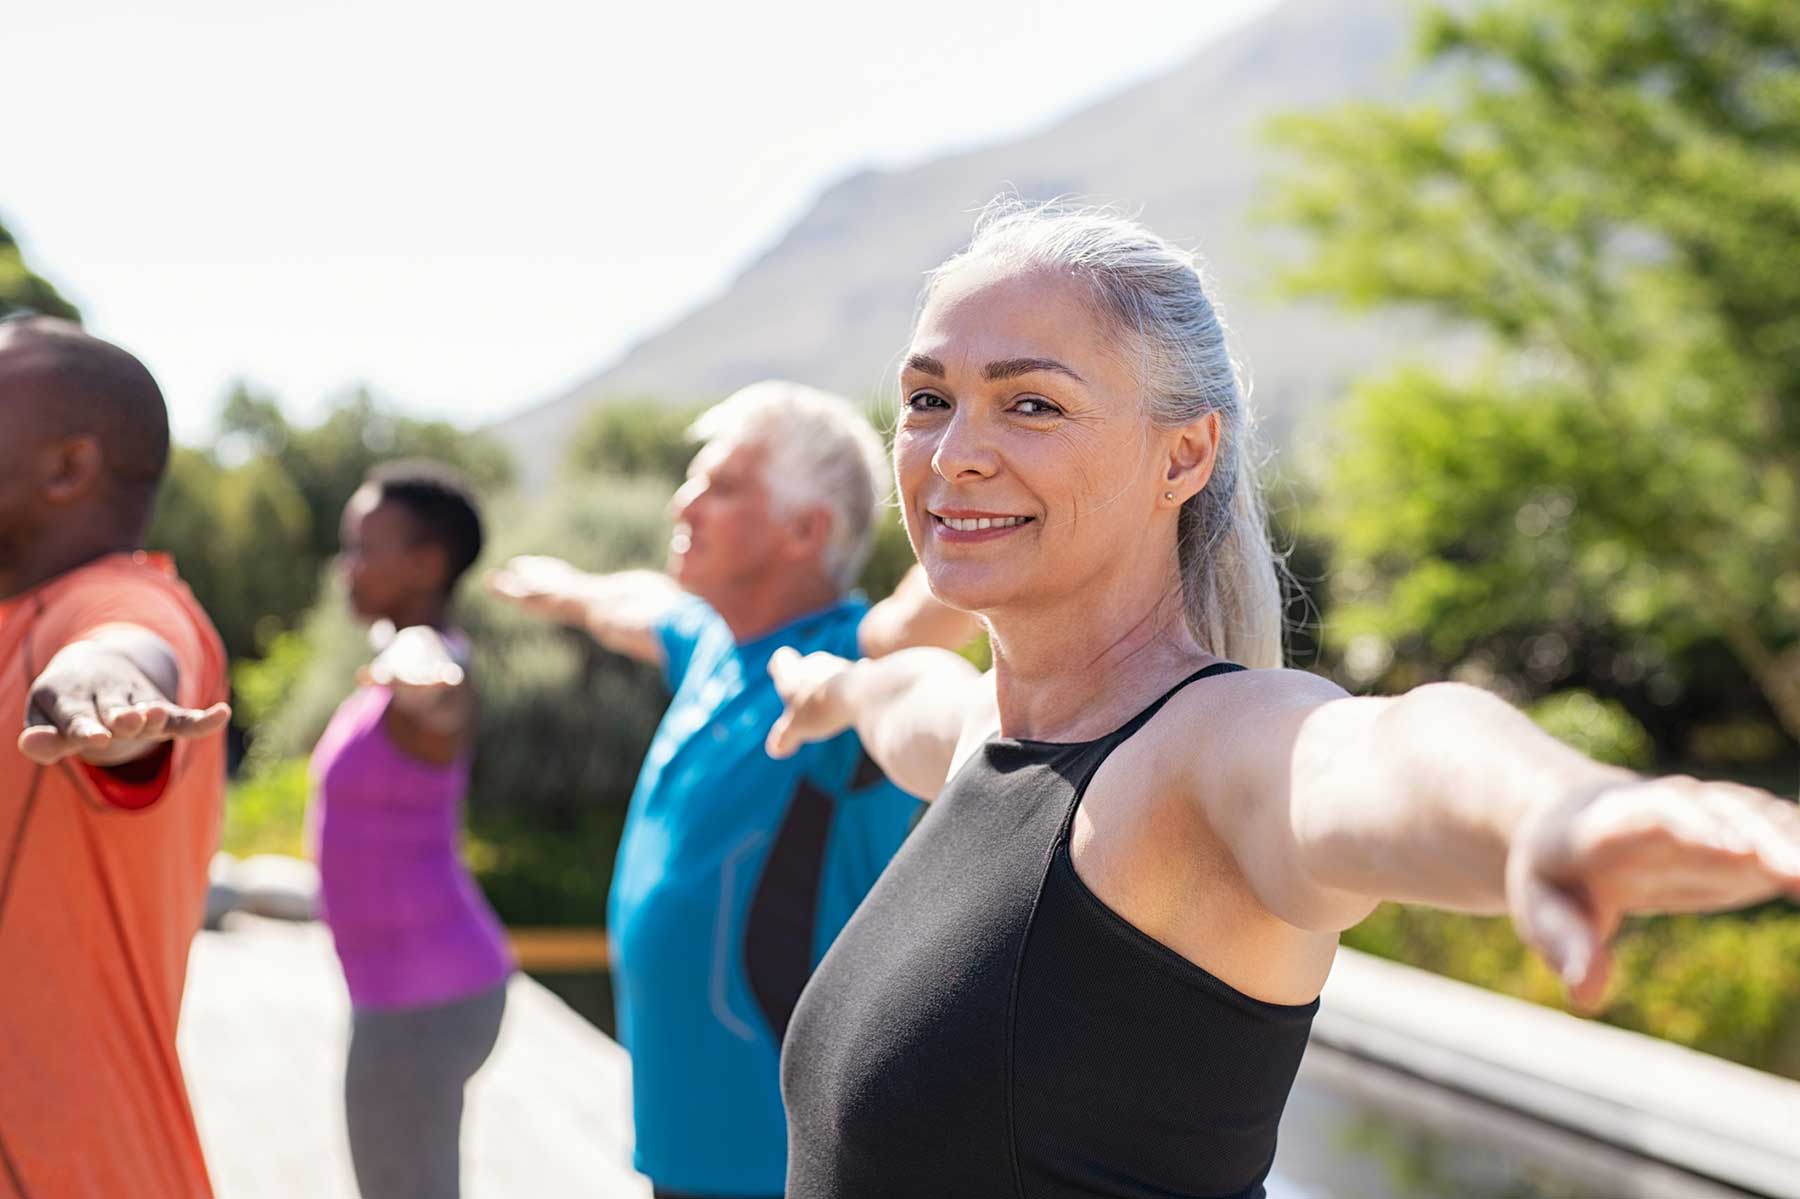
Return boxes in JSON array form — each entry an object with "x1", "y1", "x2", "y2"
[{"x1": 490, "y1": 381, "x2": 975, "y2": 1198}]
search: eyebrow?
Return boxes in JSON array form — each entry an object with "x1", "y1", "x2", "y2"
[
  {"x1": 901, "y1": 354, "x2": 1085, "y2": 384},
  {"x1": 984, "y1": 357, "x2": 1084, "y2": 384}
]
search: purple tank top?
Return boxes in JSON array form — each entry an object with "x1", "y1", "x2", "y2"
[{"x1": 309, "y1": 684, "x2": 514, "y2": 1009}]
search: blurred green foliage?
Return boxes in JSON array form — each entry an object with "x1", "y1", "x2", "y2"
[
  {"x1": 564, "y1": 401, "x2": 702, "y2": 484},
  {"x1": 1526, "y1": 689, "x2": 1655, "y2": 772},
  {"x1": 222, "y1": 757, "x2": 310, "y2": 859},
  {"x1": 1344, "y1": 906, "x2": 1800, "y2": 1080},
  {"x1": 147, "y1": 386, "x2": 513, "y2": 662},
  {"x1": 0, "y1": 218, "x2": 80, "y2": 320},
  {"x1": 1271, "y1": 0, "x2": 1800, "y2": 761}
]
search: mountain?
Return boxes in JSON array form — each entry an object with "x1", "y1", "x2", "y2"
[{"x1": 494, "y1": 0, "x2": 1438, "y2": 475}]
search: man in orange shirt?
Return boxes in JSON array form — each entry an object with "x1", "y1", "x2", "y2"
[{"x1": 0, "y1": 315, "x2": 231, "y2": 1198}]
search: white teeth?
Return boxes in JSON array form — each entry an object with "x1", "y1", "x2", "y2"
[{"x1": 940, "y1": 515, "x2": 1027, "y2": 532}]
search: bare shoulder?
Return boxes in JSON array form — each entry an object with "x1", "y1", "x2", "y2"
[
  {"x1": 1139, "y1": 666, "x2": 1349, "y2": 783},
  {"x1": 1164, "y1": 666, "x2": 1347, "y2": 726}
]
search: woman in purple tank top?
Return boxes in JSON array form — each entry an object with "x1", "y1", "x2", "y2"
[{"x1": 308, "y1": 461, "x2": 514, "y2": 1199}]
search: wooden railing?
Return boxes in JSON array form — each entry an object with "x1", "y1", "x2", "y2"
[{"x1": 506, "y1": 926, "x2": 610, "y2": 972}]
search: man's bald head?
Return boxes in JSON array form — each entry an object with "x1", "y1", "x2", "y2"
[
  {"x1": 0, "y1": 315, "x2": 169, "y2": 518},
  {"x1": 0, "y1": 317, "x2": 171, "y2": 595}
]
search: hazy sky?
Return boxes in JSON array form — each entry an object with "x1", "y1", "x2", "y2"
[{"x1": 7, "y1": 0, "x2": 1280, "y2": 443}]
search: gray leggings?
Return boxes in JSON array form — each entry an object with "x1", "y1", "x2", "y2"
[{"x1": 345, "y1": 982, "x2": 508, "y2": 1199}]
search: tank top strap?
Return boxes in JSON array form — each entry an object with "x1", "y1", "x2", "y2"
[
  {"x1": 1052, "y1": 661, "x2": 1246, "y2": 833},
  {"x1": 1101, "y1": 661, "x2": 1245, "y2": 750}
]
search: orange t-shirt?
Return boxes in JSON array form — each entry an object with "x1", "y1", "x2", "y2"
[{"x1": 0, "y1": 553, "x2": 227, "y2": 1199}]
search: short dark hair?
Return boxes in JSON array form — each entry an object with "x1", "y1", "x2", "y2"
[{"x1": 366, "y1": 459, "x2": 484, "y2": 594}]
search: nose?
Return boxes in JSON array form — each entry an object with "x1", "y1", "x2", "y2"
[
  {"x1": 668, "y1": 477, "x2": 702, "y2": 523},
  {"x1": 930, "y1": 406, "x2": 999, "y2": 482}
]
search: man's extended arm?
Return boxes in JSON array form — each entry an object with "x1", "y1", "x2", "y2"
[{"x1": 487, "y1": 556, "x2": 686, "y2": 665}]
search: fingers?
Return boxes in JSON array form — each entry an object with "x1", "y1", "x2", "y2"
[
  {"x1": 16, "y1": 699, "x2": 231, "y2": 765},
  {"x1": 1510, "y1": 868, "x2": 1613, "y2": 1011},
  {"x1": 766, "y1": 648, "x2": 854, "y2": 757},
  {"x1": 18, "y1": 724, "x2": 89, "y2": 764},
  {"x1": 766, "y1": 711, "x2": 798, "y2": 760},
  {"x1": 768, "y1": 646, "x2": 802, "y2": 695},
  {"x1": 367, "y1": 661, "x2": 464, "y2": 689},
  {"x1": 20, "y1": 688, "x2": 112, "y2": 763},
  {"x1": 486, "y1": 556, "x2": 573, "y2": 598},
  {"x1": 1705, "y1": 787, "x2": 1800, "y2": 892}
]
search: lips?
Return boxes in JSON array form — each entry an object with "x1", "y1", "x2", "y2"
[{"x1": 938, "y1": 515, "x2": 1029, "y2": 532}]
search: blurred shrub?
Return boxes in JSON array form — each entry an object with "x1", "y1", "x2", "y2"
[
  {"x1": 222, "y1": 757, "x2": 310, "y2": 858},
  {"x1": 564, "y1": 401, "x2": 700, "y2": 485},
  {"x1": 1528, "y1": 690, "x2": 1654, "y2": 771},
  {"x1": 1343, "y1": 905, "x2": 1800, "y2": 1080},
  {"x1": 0, "y1": 218, "x2": 80, "y2": 320},
  {"x1": 149, "y1": 387, "x2": 512, "y2": 664}
]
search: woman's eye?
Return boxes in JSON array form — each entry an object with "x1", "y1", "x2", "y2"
[
  {"x1": 905, "y1": 390, "x2": 950, "y2": 412},
  {"x1": 1013, "y1": 397, "x2": 1061, "y2": 417}
]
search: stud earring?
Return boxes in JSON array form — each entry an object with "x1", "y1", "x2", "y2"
[{"x1": 1164, "y1": 491, "x2": 1175, "y2": 502}]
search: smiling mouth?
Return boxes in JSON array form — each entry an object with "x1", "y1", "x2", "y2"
[{"x1": 931, "y1": 513, "x2": 1034, "y2": 532}]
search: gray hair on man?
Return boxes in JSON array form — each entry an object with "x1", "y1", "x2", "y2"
[{"x1": 688, "y1": 380, "x2": 890, "y2": 590}]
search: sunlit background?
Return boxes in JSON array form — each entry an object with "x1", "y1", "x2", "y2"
[
  {"x1": 7, "y1": 1, "x2": 1799, "y2": 1194},
  {"x1": 8, "y1": 0, "x2": 1278, "y2": 440}
]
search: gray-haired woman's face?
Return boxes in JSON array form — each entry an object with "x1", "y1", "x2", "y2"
[{"x1": 895, "y1": 261, "x2": 1178, "y2": 619}]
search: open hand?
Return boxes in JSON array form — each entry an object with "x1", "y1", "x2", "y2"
[
  {"x1": 19, "y1": 638, "x2": 230, "y2": 766},
  {"x1": 360, "y1": 625, "x2": 465, "y2": 691},
  {"x1": 1508, "y1": 775, "x2": 1800, "y2": 1008},
  {"x1": 485, "y1": 555, "x2": 592, "y2": 625},
  {"x1": 766, "y1": 647, "x2": 856, "y2": 759}
]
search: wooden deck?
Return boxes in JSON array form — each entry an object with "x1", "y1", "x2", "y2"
[{"x1": 179, "y1": 916, "x2": 650, "y2": 1198}]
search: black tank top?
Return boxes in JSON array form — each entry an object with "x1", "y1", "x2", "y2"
[{"x1": 781, "y1": 663, "x2": 1316, "y2": 1198}]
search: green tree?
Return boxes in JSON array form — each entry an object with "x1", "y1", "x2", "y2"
[
  {"x1": 1271, "y1": 0, "x2": 1800, "y2": 744},
  {"x1": 148, "y1": 448, "x2": 312, "y2": 660},
  {"x1": 0, "y1": 218, "x2": 79, "y2": 320},
  {"x1": 564, "y1": 401, "x2": 703, "y2": 485},
  {"x1": 149, "y1": 387, "x2": 513, "y2": 660}
]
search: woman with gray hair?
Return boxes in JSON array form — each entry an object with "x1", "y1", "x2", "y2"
[{"x1": 766, "y1": 201, "x2": 1800, "y2": 1198}]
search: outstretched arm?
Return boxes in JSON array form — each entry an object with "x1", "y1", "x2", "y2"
[
  {"x1": 766, "y1": 646, "x2": 988, "y2": 800},
  {"x1": 487, "y1": 555, "x2": 685, "y2": 665},
  {"x1": 1197, "y1": 672, "x2": 1800, "y2": 1007},
  {"x1": 18, "y1": 625, "x2": 230, "y2": 766},
  {"x1": 857, "y1": 564, "x2": 984, "y2": 659}
]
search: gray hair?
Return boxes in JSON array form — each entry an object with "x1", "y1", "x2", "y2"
[
  {"x1": 919, "y1": 199, "x2": 1285, "y2": 668},
  {"x1": 688, "y1": 380, "x2": 889, "y2": 590}
]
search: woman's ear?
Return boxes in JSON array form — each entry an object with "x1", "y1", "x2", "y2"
[{"x1": 1162, "y1": 411, "x2": 1222, "y2": 505}]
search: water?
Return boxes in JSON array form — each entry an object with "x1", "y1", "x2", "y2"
[
  {"x1": 533, "y1": 970, "x2": 1762, "y2": 1199},
  {"x1": 1274, "y1": 1044, "x2": 1758, "y2": 1199}
]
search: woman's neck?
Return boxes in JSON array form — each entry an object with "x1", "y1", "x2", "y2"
[
  {"x1": 985, "y1": 568, "x2": 1212, "y2": 742},
  {"x1": 388, "y1": 594, "x2": 450, "y2": 631}
]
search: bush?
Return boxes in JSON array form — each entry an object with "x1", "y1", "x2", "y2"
[
  {"x1": 1343, "y1": 905, "x2": 1800, "y2": 1080},
  {"x1": 1528, "y1": 689, "x2": 1654, "y2": 770},
  {"x1": 222, "y1": 757, "x2": 310, "y2": 858}
]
